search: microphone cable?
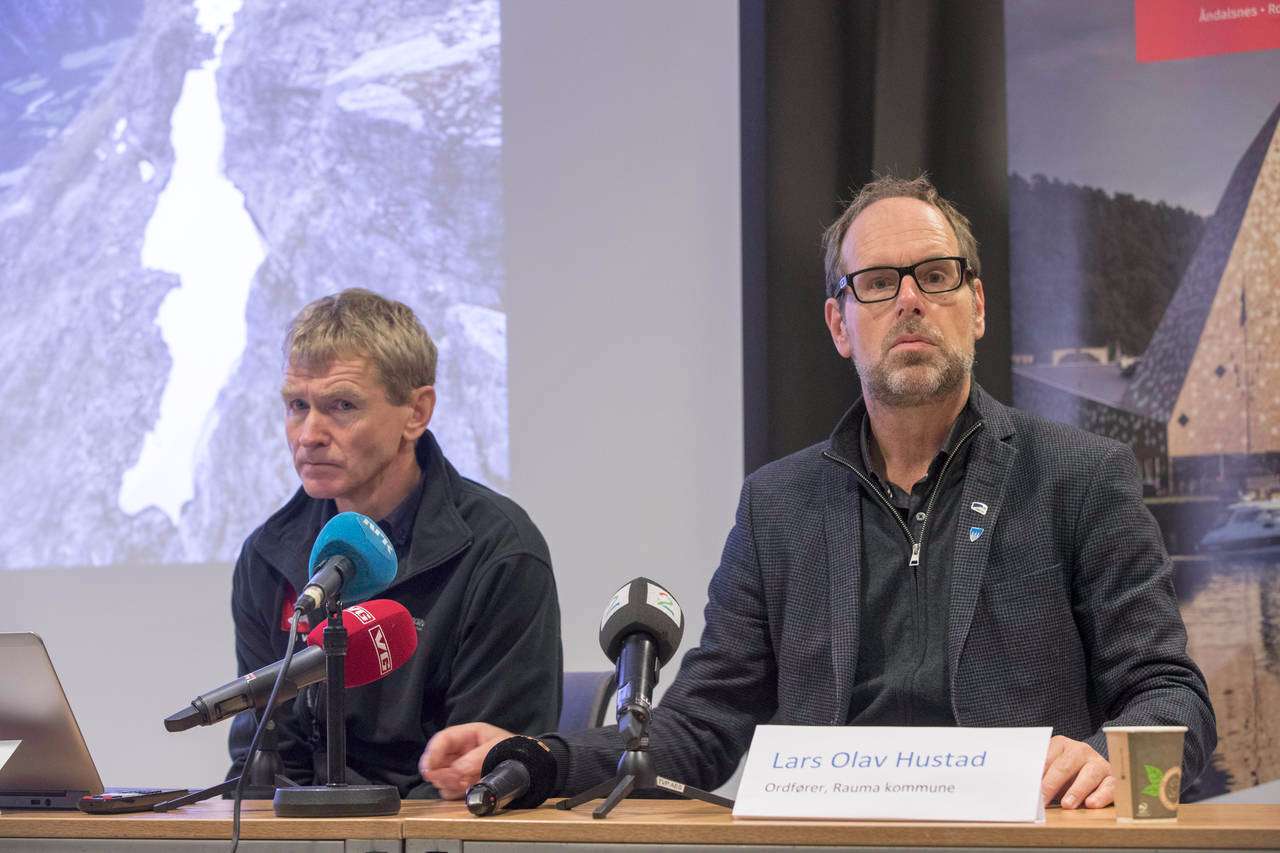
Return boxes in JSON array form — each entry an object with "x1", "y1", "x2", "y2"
[{"x1": 229, "y1": 609, "x2": 302, "y2": 853}]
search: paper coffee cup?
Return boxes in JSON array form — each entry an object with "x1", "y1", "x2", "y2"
[{"x1": 1103, "y1": 726, "x2": 1187, "y2": 821}]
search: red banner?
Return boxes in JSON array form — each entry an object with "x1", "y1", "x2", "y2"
[{"x1": 1135, "y1": 0, "x2": 1280, "y2": 62}]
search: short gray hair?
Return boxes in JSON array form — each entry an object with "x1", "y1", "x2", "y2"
[
  {"x1": 284, "y1": 288, "x2": 437, "y2": 405},
  {"x1": 821, "y1": 174, "x2": 981, "y2": 298}
]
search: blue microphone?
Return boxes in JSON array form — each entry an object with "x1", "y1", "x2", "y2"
[{"x1": 294, "y1": 512, "x2": 398, "y2": 615}]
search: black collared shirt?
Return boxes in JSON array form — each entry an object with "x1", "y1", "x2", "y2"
[
  {"x1": 844, "y1": 388, "x2": 983, "y2": 726},
  {"x1": 379, "y1": 468, "x2": 427, "y2": 559}
]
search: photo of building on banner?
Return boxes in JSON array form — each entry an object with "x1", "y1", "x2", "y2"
[{"x1": 1004, "y1": 1, "x2": 1280, "y2": 800}]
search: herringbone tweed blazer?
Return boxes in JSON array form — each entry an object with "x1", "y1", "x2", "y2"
[{"x1": 556, "y1": 385, "x2": 1216, "y2": 795}]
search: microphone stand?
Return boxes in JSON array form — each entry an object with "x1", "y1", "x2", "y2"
[
  {"x1": 273, "y1": 599, "x2": 401, "y2": 817},
  {"x1": 153, "y1": 709, "x2": 297, "y2": 811},
  {"x1": 556, "y1": 642, "x2": 733, "y2": 819},
  {"x1": 237, "y1": 709, "x2": 299, "y2": 798}
]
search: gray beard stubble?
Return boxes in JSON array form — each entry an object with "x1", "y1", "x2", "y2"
[{"x1": 854, "y1": 317, "x2": 976, "y2": 408}]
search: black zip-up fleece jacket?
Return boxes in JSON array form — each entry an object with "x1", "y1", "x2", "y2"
[{"x1": 228, "y1": 431, "x2": 562, "y2": 797}]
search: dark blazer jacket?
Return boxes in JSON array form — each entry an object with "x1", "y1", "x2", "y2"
[{"x1": 555, "y1": 385, "x2": 1215, "y2": 794}]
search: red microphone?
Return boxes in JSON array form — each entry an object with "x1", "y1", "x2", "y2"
[
  {"x1": 164, "y1": 600, "x2": 419, "y2": 732},
  {"x1": 302, "y1": 599, "x2": 417, "y2": 687}
]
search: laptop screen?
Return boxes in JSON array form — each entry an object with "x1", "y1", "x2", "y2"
[{"x1": 0, "y1": 633, "x2": 104, "y2": 808}]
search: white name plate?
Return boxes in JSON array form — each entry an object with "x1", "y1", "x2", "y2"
[
  {"x1": 0, "y1": 740, "x2": 19, "y2": 774},
  {"x1": 734, "y1": 725, "x2": 1050, "y2": 822}
]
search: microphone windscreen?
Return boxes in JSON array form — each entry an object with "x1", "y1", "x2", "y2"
[
  {"x1": 598, "y1": 577, "x2": 684, "y2": 665},
  {"x1": 306, "y1": 599, "x2": 419, "y2": 688},
  {"x1": 480, "y1": 735, "x2": 558, "y2": 809},
  {"x1": 308, "y1": 512, "x2": 398, "y2": 602}
]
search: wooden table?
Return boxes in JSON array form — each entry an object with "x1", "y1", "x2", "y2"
[
  {"x1": 1, "y1": 799, "x2": 1276, "y2": 851},
  {"x1": 0, "y1": 799, "x2": 406, "y2": 851},
  {"x1": 401, "y1": 800, "x2": 1280, "y2": 852}
]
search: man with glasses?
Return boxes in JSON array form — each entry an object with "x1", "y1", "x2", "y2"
[{"x1": 421, "y1": 175, "x2": 1215, "y2": 812}]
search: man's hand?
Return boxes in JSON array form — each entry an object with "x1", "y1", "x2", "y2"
[
  {"x1": 1041, "y1": 735, "x2": 1114, "y2": 809},
  {"x1": 420, "y1": 723, "x2": 514, "y2": 799}
]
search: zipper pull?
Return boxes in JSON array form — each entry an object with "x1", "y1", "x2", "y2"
[{"x1": 909, "y1": 542, "x2": 921, "y2": 567}]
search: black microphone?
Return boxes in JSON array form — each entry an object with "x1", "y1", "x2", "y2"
[
  {"x1": 164, "y1": 600, "x2": 418, "y2": 732},
  {"x1": 598, "y1": 577, "x2": 684, "y2": 744},
  {"x1": 165, "y1": 646, "x2": 325, "y2": 733},
  {"x1": 465, "y1": 736, "x2": 559, "y2": 816}
]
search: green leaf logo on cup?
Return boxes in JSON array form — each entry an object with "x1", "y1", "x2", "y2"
[
  {"x1": 1140, "y1": 764, "x2": 1183, "y2": 810},
  {"x1": 1141, "y1": 764, "x2": 1163, "y2": 798},
  {"x1": 1103, "y1": 726, "x2": 1186, "y2": 821}
]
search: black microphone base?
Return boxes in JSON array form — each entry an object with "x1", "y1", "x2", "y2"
[
  {"x1": 225, "y1": 783, "x2": 279, "y2": 800},
  {"x1": 556, "y1": 748, "x2": 734, "y2": 819},
  {"x1": 273, "y1": 784, "x2": 400, "y2": 817},
  {"x1": 556, "y1": 772, "x2": 733, "y2": 818}
]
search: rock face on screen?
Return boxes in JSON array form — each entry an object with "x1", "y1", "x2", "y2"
[{"x1": 0, "y1": 0, "x2": 506, "y2": 568}]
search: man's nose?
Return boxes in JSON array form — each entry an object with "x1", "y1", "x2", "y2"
[
  {"x1": 297, "y1": 412, "x2": 330, "y2": 446},
  {"x1": 895, "y1": 273, "x2": 926, "y2": 314}
]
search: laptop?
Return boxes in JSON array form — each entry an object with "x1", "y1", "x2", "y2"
[{"x1": 0, "y1": 632, "x2": 175, "y2": 809}]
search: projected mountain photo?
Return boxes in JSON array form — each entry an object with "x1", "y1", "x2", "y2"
[{"x1": 0, "y1": 0, "x2": 506, "y2": 568}]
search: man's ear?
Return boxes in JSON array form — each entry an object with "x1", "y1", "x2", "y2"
[
  {"x1": 825, "y1": 297, "x2": 853, "y2": 359},
  {"x1": 404, "y1": 386, "x2": 436, "y2": 440},
  {"x1": 971, "y1": 278, "x2": 986, "y2": 341}
]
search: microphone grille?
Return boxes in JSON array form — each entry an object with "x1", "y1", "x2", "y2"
[
  {"x1": 480, "y1": 736, "x2": 558, "y2": 809},
  {"x1": 598, "y1": 577, "x2": 684, "y2": 665},
  {"x1": 308, "y1": 512, "x2": 398, "y2": 601},
  {"x1": 305, "y1": 599, "x2": 419, "y2": 687}
]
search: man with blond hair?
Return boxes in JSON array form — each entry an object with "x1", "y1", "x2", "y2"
[
  {"x1": 422, "y1": 176, "x2": 1214, "y2": 811},
  {"x1": 229, "y1": 288, "x2": 561, "y2": 798}
]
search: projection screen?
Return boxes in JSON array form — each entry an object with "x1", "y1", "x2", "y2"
[{"x1": 0, "y1": 0, "x2": 742, "y2": 787}]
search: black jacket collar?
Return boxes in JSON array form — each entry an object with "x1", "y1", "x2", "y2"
[
  {"x1": 826, "y1": 380, "x2": 1014, "y2": 467},
  {"x1": 251, "y1": 430, "x2": 473, "y2": 596}
]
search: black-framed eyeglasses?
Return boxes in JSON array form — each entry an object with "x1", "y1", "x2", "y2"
[{"x1": 832, "y1": 256, "x2": 970, "y2": 303}]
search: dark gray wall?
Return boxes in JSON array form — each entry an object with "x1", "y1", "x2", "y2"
[{"x1": 742, "y1": 0, "x2": 1012, "y2": 472}]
